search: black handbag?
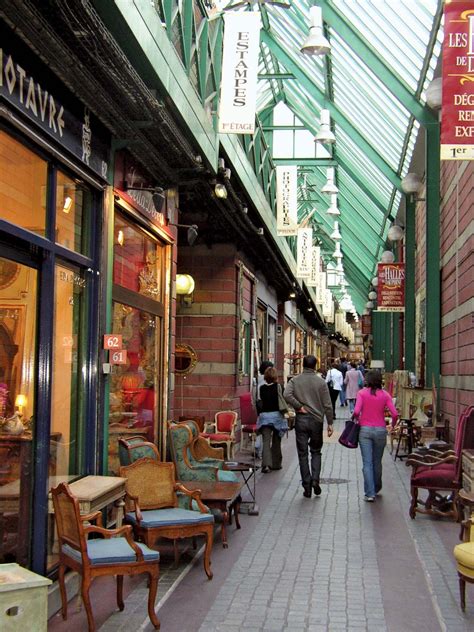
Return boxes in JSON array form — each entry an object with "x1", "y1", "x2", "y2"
[{"x1": 338, "y1": 418, "x2": 360, "y2": 449}]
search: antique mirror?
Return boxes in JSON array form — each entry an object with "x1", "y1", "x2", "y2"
[{"x1": 175, "y1": 343, "x2": 198, "y2": 375}]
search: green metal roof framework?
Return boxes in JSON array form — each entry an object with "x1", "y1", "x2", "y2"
[{"x1": 213, "y1": 0, "x2": 442, "y2": 312}]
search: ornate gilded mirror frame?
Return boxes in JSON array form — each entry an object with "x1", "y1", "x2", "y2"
[{"x1": 175, "y1": 343, "x2": 198, "y2": 375}]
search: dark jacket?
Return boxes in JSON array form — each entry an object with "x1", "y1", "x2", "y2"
[{"x1": 283, "y1": 369, "x2": 334, "y2": 425}]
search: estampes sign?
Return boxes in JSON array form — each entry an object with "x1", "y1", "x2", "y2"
[
  {"x1": 441, "y1": 3, "x2": 474, "y2": 160},
  {"x1": 218, "y1": 12, "x2": 260, "y2": 134},
  {"x1": 0, "y1": 25, "x2": 109, "y2": 178}
]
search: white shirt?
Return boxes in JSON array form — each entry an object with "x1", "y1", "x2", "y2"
[{"x1": 326, "y1": 368, "x2": 343, "y2": 391}]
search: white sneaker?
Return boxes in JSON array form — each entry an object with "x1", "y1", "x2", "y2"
[{"x1": 364, "y1": 496, "x2": 375, "y2": 502}]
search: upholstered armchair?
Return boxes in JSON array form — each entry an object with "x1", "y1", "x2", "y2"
[
  {"x1": 118, "y1": 435, "x2": 160, "y2": 466},
  {"x1": 201, "y1": 411, "x2": 238, "y2": 459},
  {"x1": 454, "y1": 515, "x2": 474, "y2": 611},
  {"x1": 120, "y1": 458, "x2": 214, "y2": 579},
  {"x1": 406, "y1": 406, "x2": 474, "y2": 520},
  {"x1": 51, "y1": 482, "x2": 160, "y2": 632},
  {"x1": 168, "y1": 421, "x2": 238, "y2": 483},
  {"x1": 184, "y1": 419, "x2": 225, "y2": 463}
]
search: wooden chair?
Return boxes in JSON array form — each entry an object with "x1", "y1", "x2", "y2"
[
  {"x1": 184, "y1": 419, "x2": 225, "y2": 463},
  {"x1": 202, "y1": 411, "x2": 238, "y2": 459},
  {"x1": 51, "y1": 482, "x2": 160, "y2": 632},
  {"x1": 454, "y1": 513, "x2": 474, "y2": 611},
  {"x1": 118, "y1": 435, "x2": 160, "y2": 466},
  {"x1": 119, "y1": 458, "x2": 214, "y2": 579},
  {"x1": 406, "y1": 406, "x2": 474, "y2": 520}
]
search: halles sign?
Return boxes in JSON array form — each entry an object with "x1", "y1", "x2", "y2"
[
  {"x1": 441, "y1": 2, "x2": 474, "y2": 160},
  {"x1": 218, "y1": 13, "x2": 261, "y2": 135},
  {"x1": 276, "y1": 165, "x2": 298, "y2": 235},
  {"x1": 377, "y1": 263, "x2": 405, "y2": 312}
]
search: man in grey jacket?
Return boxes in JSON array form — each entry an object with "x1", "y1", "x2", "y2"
[{"x1": 284, "y1": 355, "x2": 334, "y2": 498}]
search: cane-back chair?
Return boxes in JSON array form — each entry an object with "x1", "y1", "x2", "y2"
[
  {"x1": 201, "y1": 410, "x2": 238, "y2": 459},
  {"x1": 118, "y1": 435, "x2": 160, "y2": 466},
  {"x1": 51, "y1": 482, "x2": 160, "y2": 632},
  {"x1": 120, "y1": 458, "x2": 214, "y2": 579},
  {"x1": 406, "y1": 406, "x2": 474, "y2": 520}
]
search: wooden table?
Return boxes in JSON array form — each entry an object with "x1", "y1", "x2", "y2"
[{"x1": 178, "y1": 481, "x2": 243, "y2": 548}]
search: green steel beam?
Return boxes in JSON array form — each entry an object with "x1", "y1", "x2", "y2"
[
  {"x1": 425, "y1": 121, "x2": 441, "y2": 392},
  {"x1": 261, "y1": 30, "x2": 403, "y2": 191},
  {"x1": 273, "y1": 158, "x2": 337, "y2": 166},
  {"x1": 319, "y1": 0, "x2": 437, "y2": 126},
  {"x1": 258, "y1": 73, "x2": 295, "y2": 79},
  {"x1": 405, "y1": 196, "x2": 416, "y2": 373}
]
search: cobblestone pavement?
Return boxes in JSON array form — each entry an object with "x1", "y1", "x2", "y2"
[{"x1": 92, "y1": 405, "x2": 473, "y2": 632}]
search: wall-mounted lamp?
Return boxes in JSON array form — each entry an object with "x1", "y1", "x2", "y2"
[
  {"x1": 380, "y1": 250, "x2": 395, "y2": 264},
  {"x1": 307, "y1": 307, "x2": 313, "y2": 312},
  {"x1": 401, "y1": 173, "x2": 422, "y2": 196},
  {"x1": 15, "y1": 393, "x2": 27, "y2": 416},
  {"x1": 371, "y1": 276, "x2": 378, "y2": 287},
  {"x1": 176, "y1": 274, "x2": 195, "y2": 306},
  {"x1": 289, "y1": 291, "x2": 297, "y2": 299},
  {"x1": 176, "y1": 224, "x2": 199, "y2": 246},
  {"x1": 214, "y1": 183, "x2": 228, "y2": 199},
  {"x1": 387, "y1": 224, "x2": 404, "y2": 241},
  {"x1": 63, "y1": 195, "x2": 73, "y2": 214},
  {"x1": 125, "y1": 184, "x2": 165, "y2": 214},
  {"x1": 365, "y1": 301, "x2": 374, "y2": 310},
  {"x1": 300, "y1": 6, "x2": 331, "y2": 56},
  {"x1": 117, "y1": 229, "x2": 125, "y2": 246},
  {"x1": 315, "y1": 109, "x2": 336, "y2": 145},
  {"x1": 426, "y1": 77, "x2": 442, "y2": 111},
  {"x1": 368, "y1": 291, "x2": 377, "y2": 301}
]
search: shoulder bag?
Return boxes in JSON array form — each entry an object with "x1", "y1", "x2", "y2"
[
  {"x1": 277, "y1": 384, "x2": 288, "y2": 414},
  {"x1": 338, "y1": 416, "x2": 360, "y2": 449},
  {"x1": 327, "y1": 370, "x2": 334, "y2": 389}
]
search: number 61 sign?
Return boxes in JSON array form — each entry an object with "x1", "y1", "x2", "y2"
[{"x1": 110, "y1": 350, "x2": 127, "y2": 365}]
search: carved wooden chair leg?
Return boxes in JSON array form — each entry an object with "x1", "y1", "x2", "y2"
[
  {"x1": 147, "y1": 572, "x2": 161, "y2": 630},
  {"x1": 81, "y1": 576, "x2": 95, "y2": 632},
  {"x1": 117, "y1": 575, "x2": 124, "y2": 611},
  {"x1": 58, "y1": 563, "x2": 68, "y2": 620},
  {"x1": 203, "y1": 526, "x2": 213, "y2": 580},
  {"x1": 173, "y1": 540, "x2": 180, "y2": 566},
  {"x1": 192, "y1": 536, "x2": 197, "y2": 550}
]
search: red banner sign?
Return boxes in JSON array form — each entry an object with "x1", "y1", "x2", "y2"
[
  {"x1": 377, "y1": 263, "x2": 405, "y2": 312},
  {"x1": 441, "y1": 2, "x2": 474, "y2": 160}
]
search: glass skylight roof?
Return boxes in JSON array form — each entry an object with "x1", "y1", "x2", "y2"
[{"x1": 211, "y1": 0, "x2": 442, "y2": 313}]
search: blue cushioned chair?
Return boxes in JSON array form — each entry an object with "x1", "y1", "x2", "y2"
[
  {"x1": 51, "y1": 482, "x2": 160, "y2": 632},
  {"x1": 120, "y1": 458, "x2": 215, "y2": 579},
  {"x1": 118, "y1": 435, "x2": 160, "y2": 466}
]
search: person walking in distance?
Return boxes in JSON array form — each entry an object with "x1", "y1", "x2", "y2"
[
  {"x1": 344, "y1": 361, "x2": 363, "y2": 414},
  {"x1": 284, "y1": 355, "x2": 333, "y2": 498},
  {"x1": 325, "y1": 363, "x2": 343, "y2": 418},
  {"x1": 353, "y1": 370, "x2": 398, "y2": 502},
  {"x1": 257, "y1": 367, "x2": 288, "y2": 473}
]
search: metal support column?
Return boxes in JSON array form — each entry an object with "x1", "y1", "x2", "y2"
[{"x1": 405, "y1": 197, "x2": 416, "y2": 373}]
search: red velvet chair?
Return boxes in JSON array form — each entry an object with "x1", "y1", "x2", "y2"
[
  {"x1": 406, "y1": 407, "x2": 474, "y2": 520},
  {"x1": 239, "y1": 392, "x2": 258, "y2": 454},
  {"x1": 202, "y1": 411, "x2": 238, "y2": 459}
]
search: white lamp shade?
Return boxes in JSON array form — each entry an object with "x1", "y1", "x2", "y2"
[
  {"x1": 365, "y1": 301, "x2": 374, "y2": 309},
  {"x1": 333, "y1": 241, "x2": 342, "y2": 258},
  {"x1": 368, "y1": 291, "x2": 377, "y2": 300},
  {"x1": 315, "y1": 109, "x2": 335, "y2": 144},
  {"x1": 371, "y1": 277, "x2": 378, "y2": 287},
  {"x1": 388, "y1": 225, "x2": 404, "y2": 241},
  {"x1": 401, "y1": 173, "x2": 422, "y2": 194},
  {"x1": 176, "y1": 274, "x2": 195, "y2": 295},
  {"x1": 381, "y1": 250, "x2": 395, "y2": 264},
  {"x1": 330, "y1": 221, "x2": 342, "y2": 240},
  {"x1": 426, "y1": 77, "x2": 442, "y2": 110},
  {"x1": 321, "y1": 168, "x2": 339, "y2": 194},
  {"x1": 300, "y1": 7, "x2": 331, "y2": 56},
  {"x1": 326, "y1": 193, "x2": 340, "y2": 215}
]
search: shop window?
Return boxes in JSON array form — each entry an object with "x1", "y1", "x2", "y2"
[
  {"x1": 55, "y1": 171, "x2": 91, "y2": 255},
  {"x1": 48, "y1": 263, "x2": 88, "y2": 570},
  {"x1": 267, "y1": 316, "x2": 276, "y2": 362},
  {"x1": 108, "y1": 303, "x2": 160, "y2": 475},
  {"x1": 0, "y1": 256, "x2": 37, "y2": 567},
  {"x1": 0, "y1": 130, "x2": 47, "y2": 234},
  {"x1": 113, "y1": 214, "x2": 164, "y2": 301},
  {"x1": 239, "y1": 320, "x2": 251, "y2": 378}
]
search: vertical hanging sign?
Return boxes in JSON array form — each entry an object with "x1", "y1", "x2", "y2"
[
  {"x1": 307, "y1": 246, "x2": 320, "y2": 287},
  {"x1": 441, "y1": 3, "x2": 474, "y2": 160},
  {"x1": 296, "y1": 227, "x2": 313, "y2": 278},
  {"x1": 316, "y1": 271, "x2": 326, "y2": 304},
  {"x1": 276, "y1": 166, "x2": 298, "y2": 235},
  {"x1": 218, "y1": 12, "x2": 261, "y2": 134},
  {"x1": 377, "y1": 263, "x2": 405, "y2": 312}
]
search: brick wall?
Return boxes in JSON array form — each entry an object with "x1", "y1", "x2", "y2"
[
  {"x1": 439, "y1": 161, "x2": 474, "y2": 430},
  {"x1": 174, "y1": 244, "x2": 255, "y2": 424}
]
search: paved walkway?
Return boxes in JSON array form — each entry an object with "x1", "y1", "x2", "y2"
[{"x1": 50, "y1": 405, "x2": 474, "y2": 631}]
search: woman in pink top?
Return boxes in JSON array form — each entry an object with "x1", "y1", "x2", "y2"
[{"x1": 353, "y1": 370, "x2": 398, "y2": 502}]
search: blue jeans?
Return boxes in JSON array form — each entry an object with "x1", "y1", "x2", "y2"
[
  {"x1": 348, "y1": 398, "x2": 356, "y2": 413},
  {"x1": 339, "y1": 384, "x2": 346, "y2": 405},
  {"x1": 359, "y1": 426, "x2": 387, "y2": 498}
]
